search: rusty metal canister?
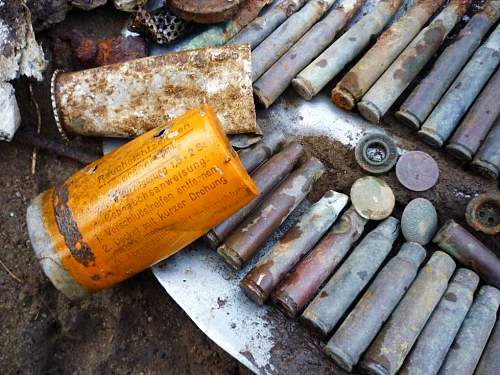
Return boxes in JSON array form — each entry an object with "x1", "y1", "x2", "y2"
[
  {"x1": 52, "y1": 45, "x2": 258, "y2": 138},
  {"x1": 400, "y1": 268, "x2": 479, "y2": 375},
  {"x1": 475, "y1": 314, "x2": 500, "y2": 375},
  {"x1": 360, "y1": 251, "x2": 456, "y2": 375},
  {"x1": 325, "y1": 242, "x2": 427, "y2": 372},
  {"x1": 396, "y1": 2, "x2": 500, "y2": 130},
  {"x1": 433, "y1": 220, "x2": 500, "y2": 289},
  {"x1": 301, "y1": 217, "x2": 400, "y2": 337},
  {"x1": 217, "y1": 157, "x2": 325, "y2": 270},
  {"x1": 439, "y1": 286, "x2": 500, "y2": 375},
  {"x1": 292, "y1": 0, "x2": 404, "y2": 100},
  {"x1": 418, "y1": 24, "x2": 500, "y2": 148},
  {"x1": 471, "y1": 117, "x2": 500, "y2": 179},
  {"x1": 446, "y1": 68, "x2": 500, "y2": 161},
  {"x1": 229, "y1": 0, "x2": 306, "y2": 49},
  {"x1": 241, "y1": 190, "x2": 349, "y2": 305},
  {"x1": 270, "y1": 206, "x2": 367, "y2": 318},
  {"x1": 206, "y1": 141, "x2": 304, "y2": 250},
  {"x1": 26, "y1": 105, "x2": 258, "y2": 299},
  {"x1": 237, "y1": 132, "x2": 286, "y2": 173},
  {"x1": 331, "y1": 0, "x2": 445, "y2": 111},
  {"x1": 253, "y1": 0, "x2": 364, "y2": 108},
  {"x1": 358, "y1": 0, "x2": 471, "y2": 124}
]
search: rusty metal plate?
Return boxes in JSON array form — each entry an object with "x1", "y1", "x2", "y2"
[
  {"x1": 396, "y1": 151, "x2": 439, "y2": 192},
  {"x1": 168, "y1": 0, "x2": 242, "y2": 23}
]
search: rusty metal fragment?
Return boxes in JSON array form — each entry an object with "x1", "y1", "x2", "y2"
[
  {"x1": 217, "y1": 157, "x2": 325, "y2": 270},
  {"x1": 433, "y1": 220, "x2": 500, "y2": 289},
  {"x1": 471, "y1": 117, "x2": 500, "y2": 180},
  {"x1": 241, "y1": 191, "x2": 348, "y2": 305},
  {"x1": 396, "y1": 2, "x2": 500, "y2": 130},
  {"x1": 237, "y1": 131, "x2": 286, "y2": 173},
  {"x1": 360, "y1": 251, "x2": 456, "y2": 375},
  {"x1": 51, "y1": 45, "x2": 258, "y2": 138},
  {"x1": 168, "y1": 0, "x2": 242, "y2": 23},
  {"x1": 475, "y1": 313, "x2": 500, "y2": 375},
  {"x1": 325, "y1": 242, "x2": 426, "y2": 372},
  {"x1": 253, "y1": 0, "x2": 364, "y2": 108},
  {"x1": 301, "y1": 217, "x2": 400, "y2": 337},
  {"x1": 465, "y1": 193, "x2": 500, "y2": 235},
  {"x1": 270, "y1": 206, "x2": 367, "y2": 318},
  {"x1": 26, "y1": 0, "x2": 70, "y2": 32},
  {"x1": 358, "y1": 0, "x2": 471, "y2": 124},
  {"x1": 332, "y1": 0, "x2": 445, "y2": 111}
]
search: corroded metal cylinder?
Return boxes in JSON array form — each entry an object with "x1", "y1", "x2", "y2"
[
  {"x1": 470, "y1": 117, "x2": 500, "y2": 180},
  {"x1": 418, "y1": 24, "x2": 500, "y2": 148},
  {"x1": 446, "y1": 68, "x2": 500, "y2": 161},
  {"x1": 217, "y1": 157, "x2": 325, "y2": 270},
  {"x1": 433, "y1": 220, "x2": 500, "y2": 289},
  {"x1": 360, "y1": 251, "x2": 456, "y2": 375},
  {"x1": 253, "y1": 0, "x2": 364, "y2": 108},
  {"x1": 400, "y1": 269, "x2": 479, "y2": 375},
  {"x1": 237, "y1": 132, "x2": 286, "y2": 173},
  {"x1": 439, "y1": 286, "x2": 500, "y2": 375},
  {"x1": 331, "y1": 0, "x2": 445, "y2": 111},
  {"x1": 271, "y1": 206, "x2": 367, "y2": 318},
  {"x1": 358, "y1": 0, "x2": 471, "y2": 124},
  {"x1": 241, "y1": 190, "x2": 348, "y2": 305},
  {"x1": 301, "y1": 217, "x2": 400, "y2": 337},
  {"x1": 251, "y1": 0, "x2": 337, "y2": 82},
  {"x1": 292, "y1": 0, "x2": 403, "y2": 100},
  {"x1": 325, "y1": 242, "x2": 426, "y2": 372},
  {"x1": 475, "y1": 314, "x2": 500, "y2": 375},
  {"x1": 206, "y1": 142, "x2": 304, "y2": 250},
  {"x1": 229, "y1": 0, "x2": 306, "y2": 49},
  {"x1": 396, "y1": 2, "x2": 500, "y2": 130}
]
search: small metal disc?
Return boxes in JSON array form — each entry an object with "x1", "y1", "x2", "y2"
[
  {"x1": 351, "y1": 176, "x2": 395, "y2": 220},
  {"x1": 396, "y1": 151, "x2": 439, "y2": 192},
  {"x1": 355, "y1": 133, "x2": 399, "y2": 174},
  {"x1": 168, "y1": 0, "x2": 241, "y2": 23}
]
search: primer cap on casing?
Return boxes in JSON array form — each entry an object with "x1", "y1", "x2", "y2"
[{"x1": 350, "y1": 176, "x2": 395, "y2": 220}]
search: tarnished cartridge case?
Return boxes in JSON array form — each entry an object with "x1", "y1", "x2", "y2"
[
  {"x1": 358, "y1": 0, "x2": 471, "y2": 124},
  {"x1": 237, "y1": 132, "x2": 286, "y2": 173},
  {"x1": 292, "y1": 0, "x2": 403, "y2": 100},
  {"x1": 301, "y1": 217, "x2": 400, "y2": 337},
  {"x1": 218, "y1": 157, "x2": 325, "y2": 270},
  {"x1": 251, "y1": 0, "x2": 338, "y2": 82},
  {"x1": 271, "y1": 206, "x2": 367, "y2": 318},
  {"x1": 360, "y1": 251, "x2": 456, "y2": 375},
  {"x1": 325, "y1": 242, "x2": 426, "y2": 372},
  {"x1": 396, "y1": 2, "x2": 500, "y2": 130},
  {"x1": 418, "y1": 24, "x2": 500, "y2": 147},
  {"x1": 241, "y1": 191, "x2": 348, "y2": 305},
  {"x1": 433, "y1": 220, "x2": 500, "y2": 289},
  {"x1": 332, "y1": 0, "x2": 445, "y2": 111},
  {"x1": 206, "y1": 142, "x2": 304, "y2": 249},
  {"x1": 446, "y1": 68, "x2": 500, "y2": 161},
  {"x1": 229, "y1": 0, "x2": 306, "y2": 49},
  {"x1": 400, "y1": 269, "x2": 479, "y2": 375},
  {"x1": 471, "y1": 117, "x2": 500, "y2": 179},
  {"x1": 475, "y1": 314, "x2": 500, "y2": 375},
  {"x1": 52, "y1": 45, "x2": 258, "y2": 138},
  {"x1": 439, "y1": 286, "x2": 500, "y2": 375},
  {"x1": 253, "y1": 0, "x2": 364, "y2": 108},
  {"x1": 26, "y1": 105, "x2": 258, "y2": 299}
]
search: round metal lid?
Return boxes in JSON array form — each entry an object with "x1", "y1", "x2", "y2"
[
  {"x1": 350, "y1": 176, "x2": 395, "y2": 220},
  {"x1": 168, "y1": 0, "x2": 242, "y2": 23},
  {"x1": 396, "y1": 151, "x2": 439, "y2": 192},
  {"x1": 354, "y1": 133, "x2": 399, "y2": 174}
]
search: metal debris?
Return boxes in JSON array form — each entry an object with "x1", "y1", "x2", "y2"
[
  {"x1": 113, "y1": 0, "x2": 147, "y2": 12},
  {"x1": 237, "y1": 131, "x2": 286, "y2": 173},
  {"x1": 350, "y1": 176, "x2": 395, "y2": 220},
  {"x1": 465, "y1": 193, "x2": 500, "y2": 235},
  {"x1": 354, "y1": 132, "x2": 399, "y2": 174},
  {"x1": 471, "y1": 117, "x2": 500, "y2": 179},
  {"x1": 395, "y1": 151, "x2": 439, "y2": 192},
  {"x1": 168, "y1": 0, "x2": 242, "y2": 24}
]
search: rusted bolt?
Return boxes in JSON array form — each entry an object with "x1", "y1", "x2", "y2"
[{"x1": 466, "y1": 193, "x2": 500, "y2": 235}]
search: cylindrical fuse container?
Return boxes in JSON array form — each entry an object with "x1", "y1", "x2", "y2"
[{"x1": 26, "y1": 105, "x2": 259, "y2": 300}]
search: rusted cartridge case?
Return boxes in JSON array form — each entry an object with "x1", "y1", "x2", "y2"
[
  {"x1": 229, "y1": 0, "x2": 306, "y2": 49},
  {"x1": 332, "y1": 0, "x2": 445, "y2": 111},
  {"x1": 358, "y1": 0, "x2": 471, "y2": 124},
  {"x1": 238, "y1": 132, "x2": 286, "y2": 173},
  {"x1": 433, "y1": 220, "x2": 500, "y2": 289},
  {"x1": 396, "y1": 2, "x2": 500, "y2": 130},
  {"x1": 446, "y1": 68, "x2": 500, "y2": 161},
  {"x1": 475, "y1": 314, "x2": 500, "y2": 375},
  {"x1": 418, "y1": 24, "x2": 500, "y2": 148},
  {"x1": 471, "y1": 117, "x2": 500, "y2": 179},
  {"x1": 325, "y1": 242, "x2": 427, "y2": 372},
  {"x1": 206, "y1": 142, "x2": 304, "y2": 249},
  {"x1": 253, "y1": 0, "x2": 364, "y2": 108},
  {"x1": 217, "y1": 157, "x2": 325, "y2": 270},
  {"x1": 292, "y1": 0, "x2": 403, "y2": 100},
  {"x1": 251, "y1": 0, "x2": 338, "y2": 82},
  {"x1": 360, "y1": 251, "x2": 456, "y2": 375},
  {"x1": 301, "y1": 217, "x2": 400, "y2": 337},
  {"x1": 399, "y1": 269, "x2": 479, "y2": 375},
  {"x1": 241, "y1": 191, "x2": 348, "y2": 305},
  {"x1": 439, "y1": 286, "x2": 500, "y2": 375},
  {"x1": 271, "y1": 206, "x2": 367, "y2": 318}
]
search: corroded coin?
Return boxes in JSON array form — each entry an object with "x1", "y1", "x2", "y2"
[
  {"x1": 396, "y1": 151, "x2": 439, "y2": 192},
  {"x1": 351, "y1": 176, "x2": 395, "y2": 220}
]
